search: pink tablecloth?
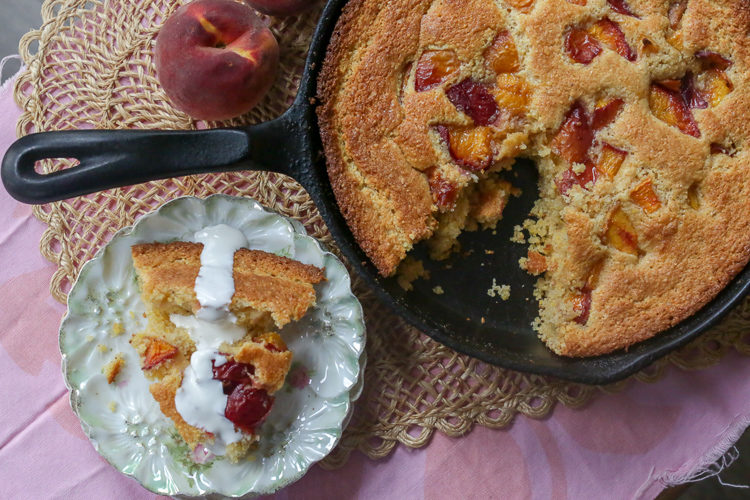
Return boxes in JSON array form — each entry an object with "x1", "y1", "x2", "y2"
[{"x1": 1, "y1": 70, "x2": 749, "y2": 499}]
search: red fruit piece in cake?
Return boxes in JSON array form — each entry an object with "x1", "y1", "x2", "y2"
[
  {"x1": 143, "y1": 338, "x2": 178, "y2": 369},
  {"x1": 605, "y1": 207, "x2": 639, "y2": 255},
  {"x1": 571, "y1": 286, "x2": 593, "y2": 325},
  {"x1": 224, "y1": 385, "x2": 273, "y2": 433},
  {"x1": 588, "y1": 18, "x2": 636, "y2": 61},
  {"x1": 710, "y1": 143, "x2": 735, "y2": 156},
  {"x1": 607, "y1": 0, "x2": 639, "y2": 17},
  {"x1": 649, "y1": 83, "x2": 700, "y2": 138},
  {"x1": 630, "y1": 178, "x2": 661, "y2": 214},
  {"x1": 446, "y1": 79, "x2": 500, "y2": 126},
  {"x1": 565, "y1": 28, "x2": 602, "y2": 64},
  {"x1": 595, "y1": 143, "x2": 627, "y2": 179},
  {"x1": 681, "y1": 72, "x2": 708, "y2": 109},
  {"x1": 592, "y1": 98, "x2": 624, "y2": 131},
  {"x1": 669, "y1": 0, "x2": 687, "y2": 29},
  {"x1": 484, "y1": 31, "x2": 520, "y2": 74},
  {"x1": 695, "y1": 50, "x2": 733, "y2": 71},
  {"x1": 414, "y1": 50, "x2": 460, "y2": 92},
  {"x1": 556, "y1": 160, "x2": 599, "y2": 196},
  {"x1": 552, "y1": 102, "x2": 594, "y2": 165},
  {"x1": 426, "y1": 166, "x2": 461, "y2": 211}
]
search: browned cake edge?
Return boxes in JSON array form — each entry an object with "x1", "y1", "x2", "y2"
[{"x1": 317, "y1": 0, "x2": 435, "y2": 277}]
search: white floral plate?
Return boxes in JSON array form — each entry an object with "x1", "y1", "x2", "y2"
[{"x1": 59, "y1": 195, "x2": 366, "y2": 497}]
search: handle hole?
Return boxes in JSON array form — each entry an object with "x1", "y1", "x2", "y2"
[{"x1": 34, "y1": 158, "x2": 80, "y2": 175}]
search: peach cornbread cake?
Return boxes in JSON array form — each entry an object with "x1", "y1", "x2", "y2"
[
  {"x1": 317, "y1": 0, "x2": 750, "y2": 356},
  {"x1": 130, "y1": 237, "x2": 324, "y2": 461}
]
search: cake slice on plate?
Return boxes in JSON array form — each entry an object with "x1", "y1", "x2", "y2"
[{"x1": 130, "y1": 236, "x2": 325, "y2": 462}]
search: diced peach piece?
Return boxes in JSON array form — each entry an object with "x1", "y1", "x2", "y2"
[
  {"x1": 556, "y1": 160, "x2": 599, "y2": 196},
  {"x1": 630, "y1": 178, "x2": 661, "y2": 214},
  {"x1": 641, "y1": 38, "x2": 658, "y2": 55},
  {"x1": 446, "y1": 126, "x2": 494, "y2": 171},
  {"x1": 565, "y1": 28, "x2": 602, "y2": 64},
  {"x1": 649, "y1": 83, "x2": 700, "y2": 138},
  {"x1": 571, "y1": 286, "x2": 593, "y2": 325},
  {"x1": 492, "y1": 74, "x2": 530, "y2": 116},
  {"x1": 506, "y1": 0, "x2": 535, "y2": 13},
  {"x1": 668, "y1": 0, "x2": 687, "y2": 29},
  {"x1": 659, "y1": 79, "x2": 682, "y2": 92},
  {"x1": 588, "y1": 18, "x2": 636, "y2": 61},
  {"x1": 592, "y1": 98, "x2": 624, "y2": 130},
  {"x1": 666, "y1": 31, "x2": 683, "y2": 50},
  {"x1": 608, "y1": 0, "x2": 638, "y2": 17},
  {"x1": 605, "y1": 207, "x2": 639, "y2": 255},
  {"x1": 552, "y1": 102, "x2": 594, "y2": 165},
  {"x1": 414, "y1": 50, "x2": 460, "y2": 92},
  {"x1": 485, "y1": 31, "x2": 520, "y2": 74},
  {"x1": 595, "y1": 143, "x2": 627, "y2": 179},
  {"x1": 446, "y1": 79, "x2": 500, "y2": 126},
  {"x1": 687, "y1": 183, "x2": 700, "y2": 209},
  {"x1": 526, "y1": 250, "x2": 547, "y2": 275},
  {"x1": 426, "y1": 166, "x2": 460, "y2": 211},
  {"x1": 696, "y1": 69, "x2": 733, "y2": 107},
  {"x1": 143, "y1": 338, "x2": 178, "y2": 369}
]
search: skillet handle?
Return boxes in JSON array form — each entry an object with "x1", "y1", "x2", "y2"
[{"x1": 1, "y1": 128, "x2": 261, "y2": 204}]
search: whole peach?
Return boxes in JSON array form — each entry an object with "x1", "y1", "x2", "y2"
[
  {"x1": 155, "y1": 0, "x2": 279, "y2": 121},
  {"x1": 243, "y1": 0, "x2": 316, "y2": 17}
]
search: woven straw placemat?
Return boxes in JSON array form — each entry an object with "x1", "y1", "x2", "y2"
[{"x1": 15, "y1": 0, "x2": 750, "y2": 468}]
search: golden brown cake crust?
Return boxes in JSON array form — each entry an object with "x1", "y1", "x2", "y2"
[
  {"x1": 131, "y1": 242, "x2": 325, "y2": 327},
  {"x1": 317, "y1": 0, "x2": 750, "y2": 356}
]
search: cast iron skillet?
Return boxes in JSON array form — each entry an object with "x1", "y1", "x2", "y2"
[{"x1": 3, "y1": 0, "x2": 749, "y2": 385}]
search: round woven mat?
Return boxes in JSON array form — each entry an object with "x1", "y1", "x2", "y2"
[{"x1": 15, "y1": 0, "x2": 750, "y2": 468}]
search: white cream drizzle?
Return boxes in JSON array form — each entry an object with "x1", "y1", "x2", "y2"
[{"x1": 173, "y1": 224, "x2": 249, "y2": 451}]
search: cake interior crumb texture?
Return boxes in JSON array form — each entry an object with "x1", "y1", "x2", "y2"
[{"x1": 317, "y1": 0, "x2": 750, "y2": 356}]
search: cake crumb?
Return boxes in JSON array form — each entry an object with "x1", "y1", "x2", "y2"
[
  {"x1": 102, "y1": 354, "x2": 124, "y2": 384},
  {"x1": 487, "y1": 279, "x2": 511, "y2": 300},
  {"x1": 108, "y1": 401, "x2": 117, "y2": 412},
  {"x1": 396, "y1": 257, "x2": 430, "y2": 291},
  {"x1": 97, "y1": 344, "x2": 109, "y2": 353},
  {"x1": 432, "y1": 286, "x2": 445, "y2": 295},
  {"x1": 111, "y1": 322, "x2": 125, "y2": 337},
  {"x1": 511, "y1": 225, "x2": 526, "y2": 244},
  {"x1": 572, "y1": 162, "x2": 586, "y2": 175}
]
